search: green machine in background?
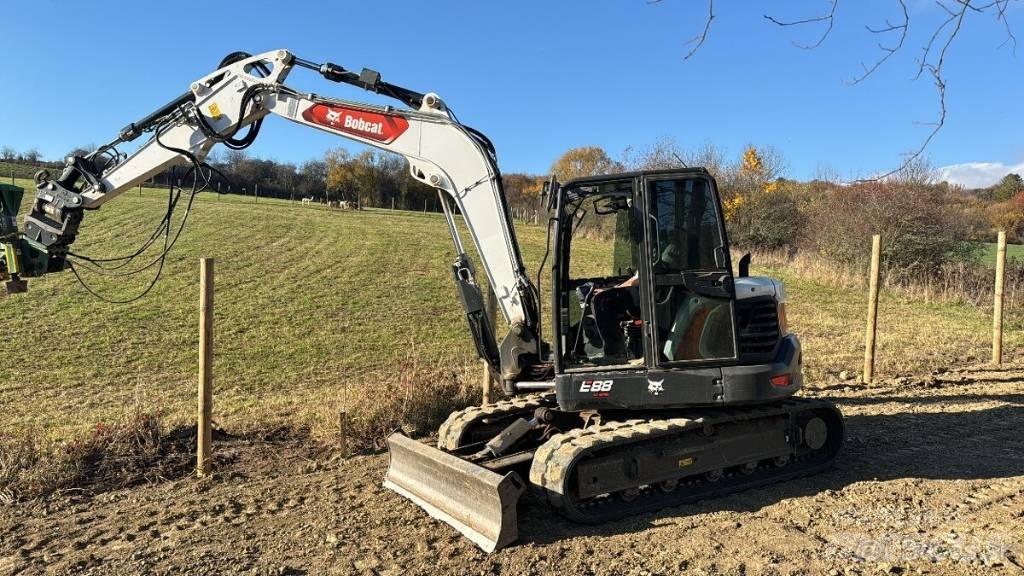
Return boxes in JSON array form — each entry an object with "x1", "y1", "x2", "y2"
[{"x1": 0, "y1": 183, "x2": 50, "y2": 294}]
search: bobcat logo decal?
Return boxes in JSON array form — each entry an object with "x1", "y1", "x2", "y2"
[
  {"x1": 325, "y1": 109, "x2": 342, "y2": 125},
  {"x1": 647, "y1": 379, "x2": 665, "y2": 396}
]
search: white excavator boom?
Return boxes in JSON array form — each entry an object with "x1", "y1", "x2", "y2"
[{"x1": 12, "y1": 49, "x2": 543, "y2": 381}]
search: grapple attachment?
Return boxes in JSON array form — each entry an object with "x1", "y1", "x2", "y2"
[
  {"x1": 1, "y1": 183, "x2": 56, "y2": 294},
  {"x1": 383, "y1": 432, "x2": 525, "y2": 552}
]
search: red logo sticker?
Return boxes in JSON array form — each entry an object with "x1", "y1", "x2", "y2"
[{"x1": 303, "y1": 104, "x2": 409, "y2": 144}]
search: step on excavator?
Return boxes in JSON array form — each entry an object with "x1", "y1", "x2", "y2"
[{"x1": 0, "y1": 49, "x2": 844, "y2": 552}]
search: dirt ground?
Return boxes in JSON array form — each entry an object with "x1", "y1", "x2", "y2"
[{"x1": 2, "y1": 365, "x2": 1022, "y2": 575}]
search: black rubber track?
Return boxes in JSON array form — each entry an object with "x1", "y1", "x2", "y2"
[
  {"x1": 528, "y1": 398, "x2": 845, "y2": 524},
  {"x1": 436, "y1": 393, "x2": 556, "y2": 451}
]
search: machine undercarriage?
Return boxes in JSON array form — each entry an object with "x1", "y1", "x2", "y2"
[{"x1": 385, "y1": 394, "x2": 843, "y2": 551}]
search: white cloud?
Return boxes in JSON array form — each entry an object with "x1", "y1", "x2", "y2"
[{"x1": 934, "y1": 161, "x2": 1024, "y2": 189}]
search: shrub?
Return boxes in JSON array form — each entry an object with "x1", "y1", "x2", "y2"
[
  {"x1": 804, "y1": 181, "x2": 978, "y2": 279},
  {"x1": 339, "y1": 342, "x2": 477, "y2": 450},
  {"x1": 726, "y1": 181, "x2": 804, "y2": 250},
  {"x1": 987, "y1": 193, "x2": 1024, "y2": 242}
]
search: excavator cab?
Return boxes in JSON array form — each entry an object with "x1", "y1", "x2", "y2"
[
  {"x1": 547, "y1": 168, "x2": 792, "y2": 411},
  {"x1": 554, "y1": 169, "x2": 736, "y2": 373}
]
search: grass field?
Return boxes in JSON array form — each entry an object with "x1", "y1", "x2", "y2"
[
  {"x1": 976, "y1": 240, "x2": 1024, "y2": 263},
  {"x1": 2, "y1": 177, "x2": 1022, "y2": 443}
]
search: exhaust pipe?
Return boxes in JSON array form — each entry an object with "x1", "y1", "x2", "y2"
[{"x1": 384, "y1": 432, "x2": 525, "y2": 552}]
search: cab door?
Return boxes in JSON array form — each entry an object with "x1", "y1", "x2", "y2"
[{"x1": 642, "y1": 173, "x2": 738, "y2": 367}]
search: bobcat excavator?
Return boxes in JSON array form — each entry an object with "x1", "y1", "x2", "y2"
[{"x1": 0, "y1": 49, "x2": 843, "y2": 552}]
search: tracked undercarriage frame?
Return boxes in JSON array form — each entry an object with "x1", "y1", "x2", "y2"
[{"x1": 385, "y1": 395, "x2": 844, "y2": 551}]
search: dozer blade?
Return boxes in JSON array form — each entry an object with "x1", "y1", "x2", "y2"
[{"x1": 384, "y1": 432, "x2": 525, "y2": 552}]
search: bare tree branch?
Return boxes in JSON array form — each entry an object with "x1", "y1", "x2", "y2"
[
  {"x1": 659, "y1": 0, "x2": 1019, "y2": 179},
  {"x1": 683, "y1": 0, "x2": 715, "y2": 60},
  {"x1": 865, "y1": 0, "x2": 970, "y2": 181},
  {"x1": 764, "y1": 1, "x2": 839, "y2": 49},
  {"x1": 995, "y1": 0, "x2": 1019, "y2": 53},
  {"x1": 849, "y1": 0, "x2": 909, "y2": 85},
  {"x1": 914, "y1": 5, "x2": 959, "y2": 80}
]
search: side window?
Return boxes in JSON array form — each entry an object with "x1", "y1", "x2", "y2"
[
  {"x1": 567, "y1": 195, "x2": 638, "y2": 280},
  {"x1": 562, "y1": 185, "x2": 643, "y2": 369}
]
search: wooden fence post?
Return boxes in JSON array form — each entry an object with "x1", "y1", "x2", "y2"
[
  {"x1": 482, "y1": 286, "x2": 498, "y2": 404},
  {"x1": 993, "y1": 230, "x2": 1007, "y2": 365},
  {"x1": 338, "y1": 411, "x2": 349, "y2": 457},
  {"x1": 197, "y1": 258, "x2": 214, "y2": 477},
  {"x1": 863, "y1": 234, "x2": 881, "y2": 384}
]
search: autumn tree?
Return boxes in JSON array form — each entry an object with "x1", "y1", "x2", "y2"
[
  {"x1": 370, "y1": 153, "x2": 406, "y2": 209},
  {"x1": 624, "y1": 136, "x2": 687, "y2": 171},
  {"x1": 350, "y1": 150, "x2": 388, "y2": 209},
  {"x1": 550, "y1": 146, "x2": 619, "y2": 182},
  {"x1": 273, "y1": 162, "x2": 300, "y2": 201},
  {"x1": 325, "y1": 148, "x2": 356, "y2": 204},
  {"x1": 992, "y1": 173, "x2": 1023, "y2": 202},
  {"x1": 20, "y1": 148, "x2": 40, "y2": 163},
  {"x1": 725, "y1": 145, "x2": 801, "y2": 250},
  {"x1": 297, "y1": 159, "x2": 327, "y2": 200},
  {"x1": 988, "y1": 200, "x2": 1024, "y2": 241},
  {"x1": 687, "y1": 142, "x2": 728, "y2": 180},
  {"x1": 64, "y1": 144, "x2": 97, "y2": 159},
  {"x1": 806, "y1": 181, "x2": 976, "y2": 275},
  {"x1": 503, "y1": 173, "x2": 545, "y2": 215}
]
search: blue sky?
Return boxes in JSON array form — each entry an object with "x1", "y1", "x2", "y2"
[{"x1": 1, "y1": 0, "x2": 1020, "y2": 186}]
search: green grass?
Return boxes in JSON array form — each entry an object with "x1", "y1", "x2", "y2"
[
  {"x1": 974, "y1": 240, "x2": 1024, "y2": 263},
  {"x1": 2, "y1": 177, "x2": 1021, "y2": 442},
  {"x1": 1, "y1": 179, "x2": 542, "y2": 440}
]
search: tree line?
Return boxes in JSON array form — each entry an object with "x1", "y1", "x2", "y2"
[
  {"x1": 3, "y1": 140, "x2": 1022, "y2": 259},
  {"x1": 0, "y1": 143, "x2": 555, "y2": 216}
]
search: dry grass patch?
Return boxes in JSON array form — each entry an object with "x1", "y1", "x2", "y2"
[
  {"x1": 748, "y1": 249, "x2": 1024, "y2": 308},
  {"x1": 0, "y1": 407, "x2": 193, "y2": 502},
  {"x1": 328, "y1": 343, "x2": 478, "y2": 450}
]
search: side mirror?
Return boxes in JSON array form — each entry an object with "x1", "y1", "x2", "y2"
[
  {"x1": 713, "y1": 246, "x2": 728, "y2": 269},
  {"x1": 738, "y1": 253, "x2": 751, "y2": 278},
  {"x1": 544, "y1": 175, "x2": 559, "y2": 211}
]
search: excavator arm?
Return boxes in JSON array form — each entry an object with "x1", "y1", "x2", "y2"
[{"x1": 0, "y1": 49, "x2": 543, "y2": 382}]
